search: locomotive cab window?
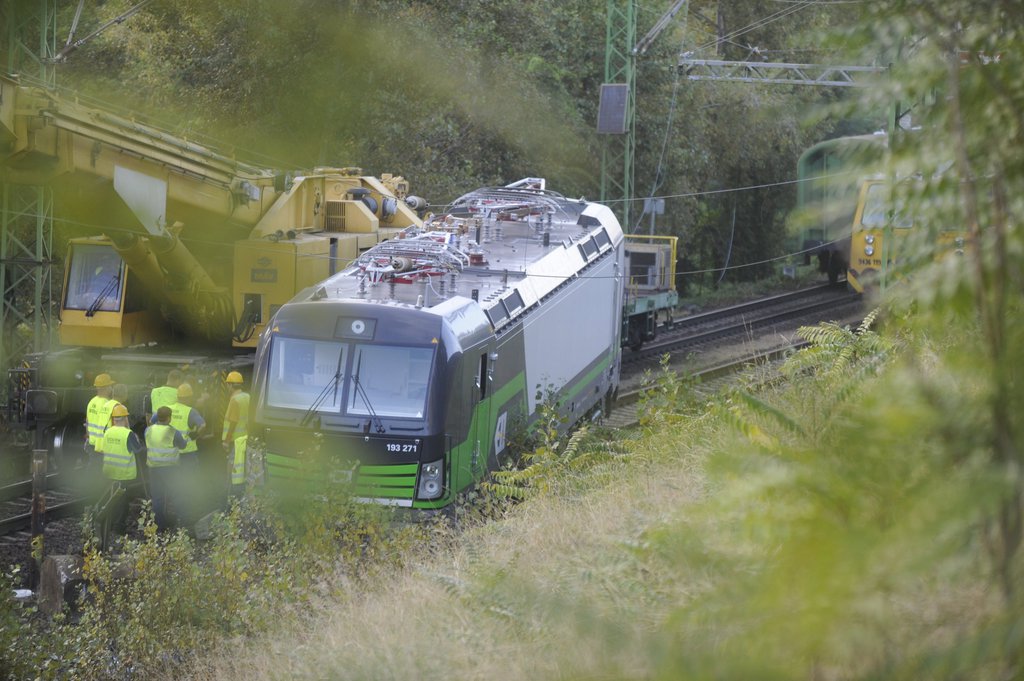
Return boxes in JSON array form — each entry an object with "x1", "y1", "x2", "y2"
[
  {"x1": 348, "y1": 344, "x2": 434, "y2": 419},
  {"x1": 266, "y1": 337, "x2": 347, "y2": 411},
  {"x1": 64, "y1": 244, "x2": 125, "y2": 313},
  {"x1": 862, "y1": 183, "x2": 913, "y2": 229}
]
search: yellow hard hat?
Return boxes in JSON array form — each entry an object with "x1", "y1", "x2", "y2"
[
  {"x1": 177, "y1": 383, "x2": 194, "y2": 399},
  {"x1": 94, "y1": 373, "x2": 115, "y2": 387},
  {"x1": 111, "y1": 403, "x2": 129, "y2": 418},
  {"x1": 225, "y1": 371, "x2": 244, "y2": 384}
]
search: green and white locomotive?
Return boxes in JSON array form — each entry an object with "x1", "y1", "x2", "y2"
[{"x1": 249, "y1": 179, "x2": 625, "y2": 509}]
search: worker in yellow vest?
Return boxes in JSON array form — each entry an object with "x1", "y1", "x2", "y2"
[
  {"x1": 163, "y1": 383, "x2": 205, "y2": 455},
  {"x1": 93, "y1": 382, "x2": 129, "y2": 458},
  {"x1": 153, "y1": 383, "x2": 205, "y2": 524},
  {"x1": 84, "y1": 373, "x2": 115, "y2": 458},
  {"x1": 221, "y1": 371, "x2": 249, "y2": 445},
  {"x1": 145, "y1": 405, "x2": 188, "y2": 531},
  {"x1": 148, "y1": 369, "x2": 183, "y2": 422},
  {"x1": 222, "y1": 371, "x2": 250, "y2": 493},
  {"x1": 99, "y1": 403, "x2": 143, "y2": 535}
]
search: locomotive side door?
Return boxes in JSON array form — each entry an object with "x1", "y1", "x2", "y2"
[{"x1": 469, "y1": 348, "x2": 494, "y2": 479}]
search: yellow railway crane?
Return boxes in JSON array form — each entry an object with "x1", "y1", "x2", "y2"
[{"x1": 0, "y1": 73, "x2": 426, "y2": 460}]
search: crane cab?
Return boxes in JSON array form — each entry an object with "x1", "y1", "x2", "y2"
[{"x1": 58, "y1": 237, "x2": 166, "y2": 347}]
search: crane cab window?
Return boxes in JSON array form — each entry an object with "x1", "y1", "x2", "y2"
[{"x1": 64, "y1": 244, "x2": 125, "y2": 313}]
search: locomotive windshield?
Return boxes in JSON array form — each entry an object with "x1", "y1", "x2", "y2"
[
  {"x1": 266, "y1": 337, "x2": 348, "y2": 411},
  {"x1": 348, "y1": 344, "x2": 434, "y2": 419},
  {"x1": 861, "y1": 183, "x2": 914, "y2": 229},
  {"x1": 264, "y1": 335, "x2": 434, "y2": 419}
]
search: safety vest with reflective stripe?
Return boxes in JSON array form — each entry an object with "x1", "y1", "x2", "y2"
[
  {"x1": 151, "y1": 385, "x2": 178, "y2": 414},
  {"x1": 101, "y1": 426, "x2": 137, "y2": 481},
  {"x1": 86, "y1": 396, "x2": 110, "y2": 448},
  {"x1": 95, "y1": 400, "x2": 123, "y2": 454},
  {"x1": 169, "y1": 402, "x2": 198, "y2": 453},
  {"x1": 232, "y1": 435, "x2": 247, "y2": 485},
  {"x1": 222, "y1": 391, "x2": 251, "y2": 441},
  {"x1": 145, "y1": 423, "x2": 180, "y2": 467}
]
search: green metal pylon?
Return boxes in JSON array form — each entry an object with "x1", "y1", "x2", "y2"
[
  {"x1": 1, "y1": 0, "x2": 57, "y2": 400},
  {"x1": 600, "y1": 0, "x2": 636, "y2": 231}
]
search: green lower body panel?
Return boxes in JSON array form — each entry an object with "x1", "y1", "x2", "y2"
[
  {"x1": 265, "y1": 453, "x2": 418, "y2": 506},
  {"x1": 353, "y1": 463, "x2": 418, "y2": 501}
]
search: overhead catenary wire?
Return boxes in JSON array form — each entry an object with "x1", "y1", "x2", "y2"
[{"x1": 689, "y1": 0, "x2": 817, "y2": 56}]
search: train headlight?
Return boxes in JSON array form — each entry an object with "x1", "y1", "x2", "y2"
[
  {"x1": 417, "y1": 459, "x2": 444, "y2": 500},
  {"x1": 865, "y1": 235, "x2": 875, "y2": 245},
  {"x1": 864, "y1": 245, "x2": 875, "y2": 256}
]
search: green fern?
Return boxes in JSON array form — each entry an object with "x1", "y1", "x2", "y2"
[{"x1": 725, "y1": 308, "x2": 892, "y2": 448}]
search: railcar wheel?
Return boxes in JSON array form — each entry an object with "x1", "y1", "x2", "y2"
[
  {"x1": 628, "y1": 324, "x2": 644, "y2": 351},
  {"x1": 827, "y1": 253, "x2": 846, "y2": 285},
  {"x1": 51, "y1": 419, "x2": 87, "y2": 471}
]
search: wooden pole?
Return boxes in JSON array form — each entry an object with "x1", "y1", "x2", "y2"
[{"x1": 29, "y1": 449, "x2": 47, "y2": 589}]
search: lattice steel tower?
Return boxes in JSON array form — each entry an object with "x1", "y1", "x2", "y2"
[
  {"x1": 1, "y1": 0, "x2": 57, "y2": 388},
  {"x1": 600, "y1": 0, "x2": 636, "y2": 231}
]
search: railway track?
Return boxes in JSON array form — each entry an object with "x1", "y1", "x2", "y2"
[
  {"x1": 624, "y1": 283, "x2": 862, "y2": 377},
  {"x1": 613, "y1": 283, "x2": 866, "y2": 428},
  {"x1": 606, "y1": 342, "x2": 807, "y2": 429},
  {"x1": 626, "y1": 282, "x2": 860, "y2": 366},
  {"x1": 0, "y1": 474, "x2": 90, "y2": 537}
]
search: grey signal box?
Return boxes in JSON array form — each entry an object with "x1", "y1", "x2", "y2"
[{"x1": 597, "y1": 84, "x2": 629, "y2": 134}]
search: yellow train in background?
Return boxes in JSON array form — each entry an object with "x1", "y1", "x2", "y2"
[{"x1": 846, "y1": 177, "x2": 969, "y2": 294}]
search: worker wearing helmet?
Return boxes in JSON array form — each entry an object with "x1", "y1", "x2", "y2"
[
  {"x1": 158, "y1": 382, "x2": 205, "y2": 455},
  {"x1": 145, "y1": 405, "x2": 188, "y2": 531},
  {"x1": 101, "y1": 403, "x2": 141, "y2": 481},
  {"x1": 98, "y1": 402, "x2": 143, "y2": 538},
  {"x1": 94, "y1": 382, "x2": 130, "y2": 456},
  {"x1": 148, "y1": 369, "x2": 183, "y2": 422},
  {"x1": 153, "y1": 382, "x2": 205, "y2": 525},
  {"x1": 222, "y1": 371, "x2": 250, "y2": 494},
  {"x1": 85, "y1": 373, "x2": 115, "y2": 457}
]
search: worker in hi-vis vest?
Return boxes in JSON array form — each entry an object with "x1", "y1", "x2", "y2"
[
  {"x1": 99, "y1": 402, "x2": 143, "y2": 535},
  {"x1": 160, "y1": 383, "x2": 205, "y2": 455},
  {"x1": 85, "y1": 373, "x2": 115, "y2": 457},
  {"x1": 222, "y1": 371, "x2": 250, "y2": 494},
  {"x1": 144, "y1": 405, "x2": 188, "y2": 531},
  {"x1": 148, "y1": 368, "x2": 183, "y2": 423},
  {"x1": 151, "y1": 383, "x2": 205, "y2": 524},
  {"x1": 94, "y1": 381, "x2": 129, "y2": 459}
]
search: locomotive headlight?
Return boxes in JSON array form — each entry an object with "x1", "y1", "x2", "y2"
[
  {"x1": 417, "y1": 459, "x2": 444, "y2": 500},
  {"x1": 864, "y1": 245, "x2": 875, "y2": 256},
  {"x1": 864, "y1": 235, "x2": 875, "y2": 245}
]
